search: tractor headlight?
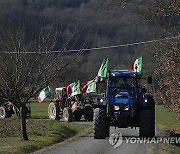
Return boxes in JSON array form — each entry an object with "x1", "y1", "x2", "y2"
[
  {"x1": 100, "y1": 99, "x2": 104, "y2": 103},
  {"x1": 145, "y1": 99, "x2": 148, "y2": 103},
  {"x1": 114, "y1": 105, "x2": 120, "y2": 111},
  {"x1": 124, "y1": 105, "x2": 129, "y2": 111}
]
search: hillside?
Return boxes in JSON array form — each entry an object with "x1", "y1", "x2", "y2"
[{"x1": 0, "y1": 0, "x2": 179, "y2": 116}]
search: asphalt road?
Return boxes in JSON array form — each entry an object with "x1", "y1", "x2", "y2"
[{"x1": 41, "y1": 122, "x2": 159, "y2": 154}]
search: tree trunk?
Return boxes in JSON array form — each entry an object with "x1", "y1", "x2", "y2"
[{"x1": 21, "y1": 103, "x2": 29, "y2": 140}]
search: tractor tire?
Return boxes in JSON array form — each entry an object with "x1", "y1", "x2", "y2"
[
  {"x1": 73, "y1": 109, "x2": 82, "y2": 121},
  {"x1": 48, "y1": 102, "x2": 60, "y2": 120},
  {"x1": 63, "y1": 107, "x2": 73, "y2": 122},
  {"x1": 84, "y1": 106, "x2": 93, "y2": 121},
  {"x1": 139, "y1": 108, "x2": 155, "y2": 138},
  {"x1": 106, "y1": 118, "x2": 110, "y2": 137},
  {"x1": 93, "y1": 108, "x2": 107, "y2": 139},
  {"x1": 0, "y1": 106, "x2": 11, "y2": 119}
]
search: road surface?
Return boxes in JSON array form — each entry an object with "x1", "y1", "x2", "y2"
[{"x1": 41, "y1": 122, "x2": 159, "y2": 154}]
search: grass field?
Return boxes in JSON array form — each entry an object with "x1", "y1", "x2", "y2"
[
  {"x1": 30, "y1": 100, "x2": 49, "y2": 119},
  {"x1": 155, "y1": 105, "x2": 180, "y2": 154},
  {"x1": 0, "y1": 100, "x2": 92, "y2": 154},
  {"x1": 156, "y1": 105, "x2": 180, "y2": 126}
]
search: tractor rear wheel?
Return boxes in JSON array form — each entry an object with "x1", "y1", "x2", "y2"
[
  {"x1": 63, "y1": 107, "x2": 73, "y2": 122},
  {"x1": 93, "y1": 108, "x2": 107, "y2": 139},
  {"x1": 48, "y1": 102, "x2": 60, "y2": 120},
  {"x1": 0, "y1": 106, "x2": 11, "y2": 119},
  {"x1": 84, "y1": 106, "x2": 93, "y2": 121},
  {"x1": 139, "y1": 108, "x2": 155, "y2": 137}
]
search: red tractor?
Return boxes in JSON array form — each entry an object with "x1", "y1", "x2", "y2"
[{"x1": 48, "y1": 87, "x2": 94, "y2": 122}]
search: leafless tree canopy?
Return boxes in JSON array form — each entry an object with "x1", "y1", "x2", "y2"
[
  {"x1": 147, "y1": 39, "x2": 180, "y2": 117},
  {"x1": 0, "y1": 22, "x2": 83, "y2": 104},
  {"x1": 0, "y1": 11, "x2": 84, "y2": 140},
  {"x1": 0, "y1": 24, "x2": 56, "y2": 102}
]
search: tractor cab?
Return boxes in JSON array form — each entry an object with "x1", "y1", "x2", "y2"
[
  {"x1": 110, "y1": 76, "x2": 135, "y2": 103},
  {"x1": 107, "y1": 70, "x2": 140, "y2": 114},
  {"x1": 54, "y1": 87, "x2": 67, "y2": 102}
]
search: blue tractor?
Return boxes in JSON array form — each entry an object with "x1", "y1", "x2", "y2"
[{"x1": 93, "y1": 70, "x2": 155, "y2": 139}]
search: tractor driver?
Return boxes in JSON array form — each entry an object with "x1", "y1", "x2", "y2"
[{"x1": 121, "y1": 78, "x2": 131, "y2": 88}]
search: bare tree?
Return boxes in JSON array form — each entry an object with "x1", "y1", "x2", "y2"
[
  {"x1": 0, "y1": 17, "x2": 83, "y2": 140},
  {"x1": 146, "y1": 38, "x2": 180, "y2": 117}
]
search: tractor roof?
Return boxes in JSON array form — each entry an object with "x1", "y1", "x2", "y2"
[
  {"x1": 55, "y1": 87, "x2": 66, "y2": 91},
  {"x1": 111, "y1": 70, "x2": 141, "y2": 77}
]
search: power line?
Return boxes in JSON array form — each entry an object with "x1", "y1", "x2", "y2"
[
  {"x1": 3, "y1": 35, "x2": 180, "y2": 54},
  {"x1": 62, "y1": 35, "x2": 180, "y2": 52},
  {"x1": 43, "y1": 35, "x2": 180, "y2": 53}
]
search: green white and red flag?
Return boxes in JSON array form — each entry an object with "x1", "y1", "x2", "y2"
[
  {"x1": 66, "y1": 80, "x2": 81, "y2": 98},
  {"x1": 38, "y1": 86, "x2": 51, "y2": 103},
  {"x1": 82, "y1": 80, "x2": 97, "y2": 94},
  {"x1": 95, "y1": 56, "x2": 109, "y2": 82},
  {"x1": 130, "y1": 56, "x2": 143, "y2": 74}
]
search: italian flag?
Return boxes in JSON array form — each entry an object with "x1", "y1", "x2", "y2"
[
  {"x1": 131, "y1": 56, "x2": 143, "y2": 74},
  {"x1": 38, "y1": 86, "x2": 51, "y2": 103},
  {"x1": 82, "y1": 80, "x2": 97, "y2": 94},
  {"x1": 66, "y1": 80, "x2": 81, "y2": 98},
  {"x1": 96, "y1": 56, "x2": 109, "y2": 82}
]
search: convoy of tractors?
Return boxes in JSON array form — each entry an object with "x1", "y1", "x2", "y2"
[
  {"x1": 47, "y1": 68, "x2": 155, "y2": 138},
  {"x1": 0, "y1": 57, "x2": 155, "y2": 138}
]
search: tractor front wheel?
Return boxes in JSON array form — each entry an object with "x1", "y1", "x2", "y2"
[
  {"x1": 139, "y1": 108, "x2": 155, "y2": 137},
  {"x1": 93, "y1": 108, "x2": 107, "y2": 139},
  {"x1": 106, "y1": 117, "x2": 110, "y2": 137}
]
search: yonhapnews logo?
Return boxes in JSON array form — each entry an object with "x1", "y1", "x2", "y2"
[
  {"x1": 109, "y1": 132, "x2": 123, "y2": 148},
  {"x1": 109, "y1": 132, "x2": 180, "y2": 148}
]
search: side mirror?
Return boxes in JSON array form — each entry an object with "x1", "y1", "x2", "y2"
[{"x1": 147, "y1": 75, "x2": 153, "y2": 84}]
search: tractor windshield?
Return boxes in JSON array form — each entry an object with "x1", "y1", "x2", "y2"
[
  {"x1": 55, "y1": 88, "x2": 67, "y2": 100},
  {"x1": 110, "y1": 77, "x2": 135, "y2": 97},
  {"x1": 111, "y1": 77, "x2": 133, "y2": 88}
]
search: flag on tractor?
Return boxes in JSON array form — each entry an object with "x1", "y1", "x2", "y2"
[
  {"x1": 38, "y1": 86, "x2": 51, "y2": 103},
  {"x1": 130, "y1": 56, "x2": 143, "y2": 74},
  {"x1": 66, "y1": 80, "x2": 81, "y2": 98},
  {"x1": 82, "y1": 80, "x2": 97, "y2": 94},
  {"x1": 95, "y1": 56, "x2": 109, "y2": 82}
]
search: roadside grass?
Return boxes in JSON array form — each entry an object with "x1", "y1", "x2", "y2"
[
  {"x1": 156, "y1": 105, "x2": 180, "y2": 154},
  {"x1": 0, "y1": 100, "x2": 92, "y2": 154},
  {"x1": 156, "y1": 105, "x2": 180, "y2": 127}
]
